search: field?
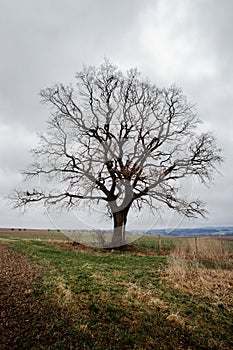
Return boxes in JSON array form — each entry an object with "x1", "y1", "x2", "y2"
[{"x1": 0, "y1": 230, "x2": 233, "y2": 349}]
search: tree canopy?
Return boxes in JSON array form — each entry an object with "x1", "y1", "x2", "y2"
[{"x1": 13, "y1": 60, "x2": 223, "y2": 247}]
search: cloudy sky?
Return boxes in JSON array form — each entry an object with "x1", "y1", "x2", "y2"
[{"x1": 0, "y1": 0, "x2": 232, "y2": 231}]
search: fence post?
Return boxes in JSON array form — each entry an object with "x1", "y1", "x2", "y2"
[
  {"x1": 194, "y1": 237, "x2": 198, "y2": 258},
  {"x1": 158, "y1": 235, "x2": 162, "y2": 252},
  {"x1": 221, "y1": 240, "x2": 225, "y2": 258}
]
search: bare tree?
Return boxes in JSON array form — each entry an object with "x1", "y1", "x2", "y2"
[{"x1": 12, "y1": 60, "x2": 222, "y2": 247}]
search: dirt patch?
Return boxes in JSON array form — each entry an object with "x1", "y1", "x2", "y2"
[
  {"x1": 0, "y1": 243, "x2": 44, "y2": 348},
  {"x1": 0, "y1": 242, "x2": 75, "y2": 349},
  {"x1": 49, "y1": 240, "x2": 157, "y2": 255}
]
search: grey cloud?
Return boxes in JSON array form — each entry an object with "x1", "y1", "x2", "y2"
[
  {"x1": 0, "y1": 0, "x2": 143, "y2": 128},
  {"x1": 0, "y1": 0, "x2": 232, "y2": 229}
]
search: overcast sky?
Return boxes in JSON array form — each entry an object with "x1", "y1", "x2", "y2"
[{"x1": 0, "y1": 0, "x2": 232, "y2": 231}]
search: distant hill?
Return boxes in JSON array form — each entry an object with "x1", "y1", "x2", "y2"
[
  {"x1": 0, "y1": 228, "x2": 46, "y2": 232},
  {"x1": 132, "y1": 226, "x2": 233, "y2": 237},
  {"x1": 1, "y1": 226, "x2": 233, "y2": 237}
]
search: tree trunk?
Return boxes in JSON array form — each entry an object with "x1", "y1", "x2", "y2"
[{"x1": 111, "y1": 209, "x2": 128, "y2": 247}]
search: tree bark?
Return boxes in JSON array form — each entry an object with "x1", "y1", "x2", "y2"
[{"x1": 111, "y1": 209, "x2": 128, "y2": 247}]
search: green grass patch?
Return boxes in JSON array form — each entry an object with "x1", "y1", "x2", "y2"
[
  {"x1": 133, "y1": 235, "x2": 177, "y2": 254},
  {"x1": 0, "y1": 236, "x2": 233, "y2": 350},
  {"x1": 3, "y1": 238, "x2": 233, "y2": 349}
]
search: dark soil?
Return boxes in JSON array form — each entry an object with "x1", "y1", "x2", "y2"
[
  {"x1": 0, "y1": 242, "x2": 45, "y2": 349},
  {"x1": 0, "y1": 243, "x2": 75, "y2": 350}
]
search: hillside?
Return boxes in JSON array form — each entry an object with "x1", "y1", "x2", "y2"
[{"x1": 133, "y1": 226, "x2": 233, "y2": 237}]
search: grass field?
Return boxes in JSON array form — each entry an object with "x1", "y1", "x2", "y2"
[
  {"x1": 0, "y1": 228, "x2": 68, "y2": 241},
  {"x1": 0, "y1": 231, "x2": 233, "y2": 349}
]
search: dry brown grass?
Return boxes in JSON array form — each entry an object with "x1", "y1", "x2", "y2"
[
  {"x1": 163, "y1": 257, "x2": 233, "y2": 306},
  {"x1": 54, "y1": 280, "x2": 73, "y2": 303},
  {"x1": 172, "y1": 237, "x2": 232, "y2": 261},
  {"x1": 125, "y1": 282, "x2": 168, "y2": 309}
]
